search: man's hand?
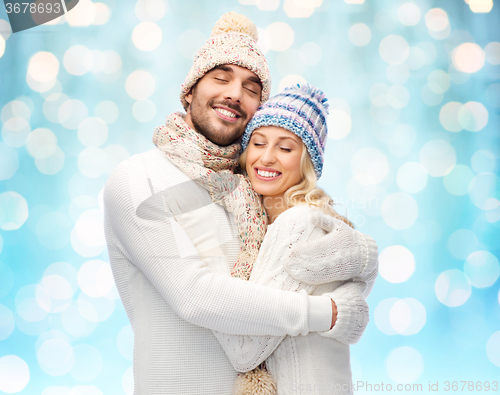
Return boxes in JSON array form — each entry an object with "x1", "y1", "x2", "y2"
[{"x1": 330, "y1": 299, "x2": 338, "y2": 329}]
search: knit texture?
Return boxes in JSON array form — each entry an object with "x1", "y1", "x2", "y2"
[
  {"x1": 103, "y1": 149, "x2": 333, "y2": 394},
  {"x1": 241, "y1": 84, "x2": 329, "y2": 178},
  {"x1": 153, "y1": 112, "x2": 267, "y2": 280},
  {"x1": 208, "y1": 205, "x2": 378, "y2": 394},
  {"x1": 180, "y1": 11, "x2": 271, "y2": 110}
]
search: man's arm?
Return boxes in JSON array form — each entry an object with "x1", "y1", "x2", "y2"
[{"x1": 104, "y1": 161, "x2": 333, "y2": 337}]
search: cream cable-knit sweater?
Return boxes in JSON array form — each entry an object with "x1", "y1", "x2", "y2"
[
  {"x1": 103, "y1": 148, "x2": 334, "y2": 394},
  {"x1": 211, "y1": 205, "x2": 378, "y2": 395}
]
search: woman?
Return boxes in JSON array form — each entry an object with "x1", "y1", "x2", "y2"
[
  {"x1": 155, "y1": 84, "x2": 378, "y2": 394},
  {"x1": 213, "y1": 84, "x2": 378, "y2": 395}
]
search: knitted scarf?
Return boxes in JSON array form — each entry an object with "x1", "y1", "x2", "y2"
[{"x1": 153, "y1": 112, "x2": 267, "y2": 280}]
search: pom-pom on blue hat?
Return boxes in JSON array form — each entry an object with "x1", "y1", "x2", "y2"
[{"x1": 241, "y1": 83, "x2": 329, "y2": 178}]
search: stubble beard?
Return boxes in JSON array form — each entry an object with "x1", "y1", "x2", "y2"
[{"x1": 188, "y1": 94, "x2": 248, "y2": 146}]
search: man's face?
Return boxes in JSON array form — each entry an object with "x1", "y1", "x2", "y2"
[{"x1": 184, "y1": 64, "x2": 262, "y2": 146}]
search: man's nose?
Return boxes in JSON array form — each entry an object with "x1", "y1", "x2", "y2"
[{"x1": 223, "y1": 81, "x2": 243, "y2": 103}]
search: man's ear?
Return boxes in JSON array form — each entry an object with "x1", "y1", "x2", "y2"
[{"x1": 185, "y1": 89, "x2": 193, "y2": 105}]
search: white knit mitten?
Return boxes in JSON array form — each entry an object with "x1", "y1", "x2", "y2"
[{"x1": 284, "y1": 211, "x2": 378, "y2": 285}]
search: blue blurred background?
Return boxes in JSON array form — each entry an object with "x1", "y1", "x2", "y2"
[{"x1": 0, "y1": 0, "x2": 499, "y2": 393}]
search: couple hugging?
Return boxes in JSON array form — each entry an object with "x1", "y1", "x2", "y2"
[{"x1": 104, "y1": 11, "x2": 378, "y2": 395}]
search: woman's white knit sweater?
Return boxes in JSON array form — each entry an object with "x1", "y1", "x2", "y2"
[
  {"x1": 103, "y1": 148, "x2": 335, "y2": 394},
  {"x1": 211, "y1": 205, "x2": 379, "y2": 395}
]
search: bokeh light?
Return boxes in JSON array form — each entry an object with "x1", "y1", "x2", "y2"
[
  {"x1": 71, "y1": 209, "x2": 106, "y2": 257},
  {"x1": 64, "y1": 45, "x2": 94, "y2": 76},
  {"x1": 435, "y1": 269, "x2": 471, "y2": 307},
  {"x1": 117, "y1": 325, "x2": 134, "y2": 361},
  {"x1": 78, "y1": 260, "x2": 114, "y2": 298},
  {"x1": 0, "y1": 261, "x2": 14, "y2": 298},
  {"x1": 379, "y1": 245, "x2": 415, "y2": 283},
  {"x1": 133, "y1": 99, "x2": 156, "y2": 122},
  {"x1": 0, "y1": 355, "x2": 30, "y2": 393},
  {"x1": 0, "y1": 304, "x2": 15, "y2": 340},
  {"x1": 443, "y1": 164, "x2": 475, "y2": 196},
  {"x1": 458, "y1": 101, "x2": 488, "y2": 132},
  {"x1": 379, "y1": 35, "x2": 410, "y2": 65},
  {"x1": 452, "y1": 43, "x2": 485, "y2": 73},
  {"x1": 266, "y1": 22, "x2": 294, "y2": 51},
  {"x1": 471, "y1": 149, "x2": 496, "y2": 173},
  {"x1": 386, "y1": 64, "x2": 409, "y2": 85},
  {"x1": 396, "y1": 162, "x2": 428, "y2": 194},
  {"x1": 125, "y1": 70, "x2": 156, "y2": 100},
  {"x1": 469, "y1": 0, "x2": 494, "y2": 13},
  {"x1": 123, "y1": 367, "x2": 134, "y2": 395},
  {"x1": 35, "y1": 146, "x2": 65, "y2": 175},
  {"x1": 299, "y1": 42, "x2": 322, "y2": 65},
  {"x1": 387, "y1": 124, "x2": 417, "y2": 157},
  {"x1": 419, "y1": 139, "x2": 456, "y2": 177},
  {"x1": 59, "y1": 99, "x2": 89, "y2": 130},
  {"x1": 469, "y1": 172, "x2": 499, "y2": 210},
  {"x1": 95, "y1": 101, "x2": 119, "y2": 124},
  {"x1": 78, "y1": 118, "x2": 109, "y2": 147},
  {"x1": 132, "y1": 22, "x2": 163, "y2": 52},
  {"x1": 26, "y1": 128, "x2": 57, "y2": 159},
  {"x1": 0, "y1": 191, "x2": 29, "y2": 231},
  {"x1": 464, "y1": 250, "x2": 500, "y2": 288},
  {"x1": 0, "y1": 35, "x2": 4, "y2": 58},
  {"x1": 177, "y1": 29, "x2": 205, "y2": 59},
  {"x1": 70, "y1": 345, "x2": 103, "y2": 382},
  {"x1": 485, "y1": 42, "x2": 500, "y2": 65},
  {"x1": 487, "y1": 332, "x2": 500, "y2": 367},
  {"x1": 2, "y1": 117, "x2": 31, "y2": 147},
  {"x1": 381, "y1": 193, "x2": 418, "y2": 230},
  {"x1": 386, "y1": 347, "x2": 424, "y2": 383},
  {"x1": 0, "y1": 142, "x2": 19, "y2": 180},
  {"x1": 37, "y1": 338, "x2": 75, "y2": 376},
  {"x1": 397, "y1": 3, "x2": 421, "y2": 26},
  {"x1": 351, "y1": 147, "x2": 389, "y2": 185},
  {"x1": 447, "y1": 229, "x2": 479, "y2": 259},
  {"x1": 349, "y1": 23, "x2": 371, "y2": 46},
  {"x1": 389, "y1": 298, "x2": 426, "y2": 335},
  {"x1": 425, "y1": 8, "x2": 450, "y2": 39},
  {"x1": 135, "y1": 0, "x2": 168, "y2": 22}
]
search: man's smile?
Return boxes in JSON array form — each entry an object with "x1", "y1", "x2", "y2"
[{"x1": 213, "y1": 105, "x2": 241, "y2": 122}]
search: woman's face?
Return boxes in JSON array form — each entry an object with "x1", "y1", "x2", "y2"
[{"x1": 245, "y1": 126, "x2": 303, "y2": 199}]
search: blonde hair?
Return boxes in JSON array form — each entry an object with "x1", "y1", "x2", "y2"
[{"x1": 239, "y1": 143, "x2": 353, "y2": 228}]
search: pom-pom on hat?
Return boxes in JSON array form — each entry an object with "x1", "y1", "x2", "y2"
[
  {"x1": 241, "y1": 83, "x2": 329, "y2": 178},
  {"x1": 180, "y1": 12, "x2": 271, "y2": 110}
]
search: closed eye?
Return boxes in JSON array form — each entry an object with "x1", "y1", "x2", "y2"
[
  {"x1": 245, "y1": 86, "x2": 258, "y2": 95},
  {"x1": 280, "y1": 147, "x2": 292, "y2": 152}
]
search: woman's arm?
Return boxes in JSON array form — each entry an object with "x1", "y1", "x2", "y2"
[
  {"x1": 212, "y1": 206, "x2": 378, "y2": 371},
  {"x1": 283, "y1": 211, "x2": 378, "y2": 285}
]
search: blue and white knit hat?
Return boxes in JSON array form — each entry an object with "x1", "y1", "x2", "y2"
[{"x1": 241, "y1": 83, "x2": 329, "y2": 178}]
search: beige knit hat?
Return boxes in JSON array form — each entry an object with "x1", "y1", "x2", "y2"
[{"x1": 180, "y1": 11, "x2": 271, "y2": 110}]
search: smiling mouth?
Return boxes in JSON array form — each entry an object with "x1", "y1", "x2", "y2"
[
  {"x1": 255, "y1": 168, "x2": 282, "y2": 180},
  {"x1": 213, "y1": 107, "x2": 240, "y2": 122}
]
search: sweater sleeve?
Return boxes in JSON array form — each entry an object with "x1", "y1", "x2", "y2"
[{"x1": 104, "y1": 161, "x2": 332, "y2": 337}]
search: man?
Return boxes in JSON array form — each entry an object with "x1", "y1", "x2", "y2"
[{"x1": 104, "y1": 12, "x2": 367, "y2": 394}]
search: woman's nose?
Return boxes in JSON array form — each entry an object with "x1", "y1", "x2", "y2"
[{"x1": 260, "y1": 147, "x2": 276, "y2": 165}]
